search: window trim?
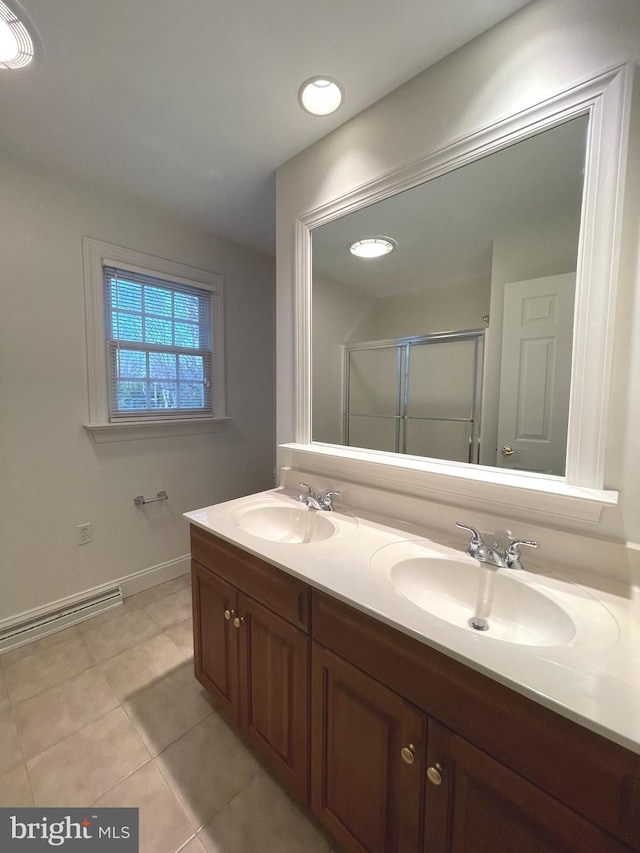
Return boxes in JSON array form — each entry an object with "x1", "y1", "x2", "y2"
[{"x1": 83, "y1": 238, "x2": 229, "y2": 441}]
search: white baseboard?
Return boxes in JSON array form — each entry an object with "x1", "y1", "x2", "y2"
[
  {"x1": 117, "y1": 554, "x2": 191, "y2": 598},
  {"x1": 0, "y1": 554, "x2": 191, "y2": 657}
]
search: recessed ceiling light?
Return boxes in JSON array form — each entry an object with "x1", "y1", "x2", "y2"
[
  {"x1": 349, "y1": 237, "x2": 397, "y2": 259},
  {"x1": 0, "y1": 0, "x2": 34, "y2": 69},
  {"x1": 298, "y1": 76, "x2": 344, "y2": 116}
]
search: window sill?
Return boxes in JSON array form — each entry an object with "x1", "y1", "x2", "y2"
[{"x1": 85, "y1": 417, "x2": 233, "y2": 443}]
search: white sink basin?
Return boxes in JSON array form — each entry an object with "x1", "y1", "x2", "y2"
[
  {"x1": 228, "y1": 498, "x2": 356, "y2": 544},
  {"x1": 371, "y1": 540, "x2": 618, "y2": 648}
]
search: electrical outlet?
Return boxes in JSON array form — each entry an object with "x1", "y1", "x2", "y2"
[{"x1": 76, "y1": 523, "x2": 92, "y2": 546}]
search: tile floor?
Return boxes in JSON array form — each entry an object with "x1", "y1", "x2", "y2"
[{"x1": 0, "y1": 576, "x2": 339, "y2": 853}]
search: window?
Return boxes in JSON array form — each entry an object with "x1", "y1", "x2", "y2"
[
  {"x1": 84, "y1": 239, "x2": 226, "y2": 441},
  {"x1": 105, "y1": 267, "x2": 212, "y2": 418}
]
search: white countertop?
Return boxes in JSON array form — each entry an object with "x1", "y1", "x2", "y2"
[{"x1": 185, "y1": 488, "x2": 640, "y2": 756}]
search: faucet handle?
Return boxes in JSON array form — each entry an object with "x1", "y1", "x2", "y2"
[
  {"x1": 320, "y1": 489, "x2": 342, "y2": 510},
  {"x1": 504, "y1": 538, "x2": 539, "y2": 570},
  {"x1": 298, "y1": 482, "x2": 316, "y2": 497},
  {"x1": 455, "y1": 522, "x2": 485, "y2": 556}
]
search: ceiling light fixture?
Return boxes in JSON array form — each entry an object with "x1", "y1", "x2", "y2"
[
  {"x1": 298, "y1": 76, "x2": 344, "y2": 116},
  {"x1": 349, "y1": 237, "x2": 397, "y2": 259},
  {"x1": 0, "y1": 0, "x2": 34, "y2": 69}
]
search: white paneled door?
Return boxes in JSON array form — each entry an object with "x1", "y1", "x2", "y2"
[{"x1": 496, "y1": 273, "x2": 575, "y2": 475}]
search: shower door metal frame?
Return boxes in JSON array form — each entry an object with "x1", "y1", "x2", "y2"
[{"x1": 343, "y1": 329, "x2": 485, "y2": 463}]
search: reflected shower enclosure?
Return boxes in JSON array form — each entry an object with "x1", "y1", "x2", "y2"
[{"x1": 343, "y1": 331, "x2": 484, "y2": 463}]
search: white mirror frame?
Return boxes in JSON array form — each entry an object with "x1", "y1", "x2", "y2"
[{"x1": 287, "y1": 66, "x2": 633, "y2": 524}]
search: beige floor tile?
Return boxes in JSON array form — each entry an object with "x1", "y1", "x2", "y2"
[
  {"x1": 277, "y1": 808, "x2": 335, "y2": 853},
  {"x1": 77, "y1": 601, "x2": 134, "y2": 633},
  {"x1": 199, "y1": 769, "x2": 331, "y2": 853},
  {"x1": 124, "y1": 588, "x2": 173, "y2": 611},
  {"x1": 0, "y1": 668, "x2": 10, "y2": 712},
  {"x1": 126, "y1": 575, "x2": 191, "y2": 611},
  {"x1": 14, "y1": 666, "x2": 120, "y2": 760},
  {"x1": 155, "y1": 714, "x2": 259, "y2": 831},
  {"x1": 165, "y1": 574, "x2": 191, "y2": 591},
  {"x1": 101, "y1": 633, "x2": 187, "y2": 701},
  {"x1": 144, "y1": 588, "x2": 193, "y2": 630},
  {"x1": 93, "y1": 761, "x2": 195, "y2": 853},
  {"x1": 27, "y1": 707, "x2": 150, "y2": 807},
  {"x1": 179, "y1": 837, "x2": 208, "y2": 853},
  {"x1": 0, "y1": 763, "x2": 34, "y2": 806},
  {"x1": 83, "y1": 608, "x2": 162, "y2": 661},
  {"x1": 3, "y1": 636, "x2": 96, "y2": 704},
  {"x1": 124, "y1": 662, "x2": 213, "y2": 756},
  {"x1": 165, "y1": 619, "x2": 194, "y2": 657},
  {"x1": 1, "y1": 625, "x2": 81, "y2": 668},
  {"x1": 0, "y1": 707, "x2": 23, "y2": 775}
]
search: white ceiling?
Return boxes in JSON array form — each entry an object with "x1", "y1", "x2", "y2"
[
  {"x1": 313, "y1": 115, "x2": 588, "y2": 295},
  {"x1": 1, "y1": 0, "x2": 532, "y2": 255}
]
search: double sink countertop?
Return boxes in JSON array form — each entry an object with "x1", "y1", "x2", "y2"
[{"x1": 185, "y1": 487, "x2": 640, "y2": 756}]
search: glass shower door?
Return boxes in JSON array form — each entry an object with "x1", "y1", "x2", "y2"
[
  {"x1": 404, "y1": 337, "x2": 481, "y2": 463},
  {"x1": 343, "y1": 331, "x2": 484, "y2": 462},
  {"x1": 344, "y1": 345, "x2": 401, "y2": 453}
]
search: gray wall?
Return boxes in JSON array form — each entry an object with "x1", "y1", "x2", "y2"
[{"x1": 0, "y1": 150, "x2": 275, "y2": 622}]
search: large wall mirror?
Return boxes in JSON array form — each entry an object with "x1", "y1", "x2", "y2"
[
  {"x1": 311, "y1": 115, "x2": 588, "y2": 478},
  {"x1": 293, "y1": 67, "x2": 628, "y2": 515}
]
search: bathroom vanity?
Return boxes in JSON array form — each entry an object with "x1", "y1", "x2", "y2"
[
  {"x1": 259, "y1": 36, "x2": 639, "y2": 853},
  {"x1": 186, "y1": 487, "x2": 640, "y2": 853}
]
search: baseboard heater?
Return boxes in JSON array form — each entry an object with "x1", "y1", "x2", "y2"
[{"x1": 0, "y1": 586, "x2": 123, "y2": 655}]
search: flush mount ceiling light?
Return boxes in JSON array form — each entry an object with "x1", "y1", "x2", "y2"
[
  {"x1": 298, "y1": 76, "x2": 344, "y2": 116},
  {"x1": 0, "y1": 0, "x2": 34, "y2": 69},
  {"x1": 349, "y1": 236, "x2": 397, "y2": 259}
]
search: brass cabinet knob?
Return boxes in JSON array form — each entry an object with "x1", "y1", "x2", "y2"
[
  {"x1": 233, "y1": 616, "x2": 244, "y2": 629},
  {"x1": 427, "y1": 764, "x2": 443, "y2": 785},
  {"x1": 224, "y1": 609, "x2": 233, "y2": 621},
  {"x1": 400, "y1": 745, "x2": 416, "y2": 765}
]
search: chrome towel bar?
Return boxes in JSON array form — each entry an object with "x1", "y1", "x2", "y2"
[{"x1": 134, "y1": 490, "x2": 168, "y2": 506}]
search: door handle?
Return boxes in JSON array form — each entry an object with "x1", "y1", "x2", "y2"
[{"x1": 501, "y1": 445, "x2": 522, "y2": 457}]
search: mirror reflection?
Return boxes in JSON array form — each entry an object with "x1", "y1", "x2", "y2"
[{"x1": 311, "y1": 115, "x2": 588, "y2": 477}]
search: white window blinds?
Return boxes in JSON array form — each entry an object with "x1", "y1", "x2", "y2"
[{"x1": 104, "y1": 266, "x2": 214, "y2": 420}]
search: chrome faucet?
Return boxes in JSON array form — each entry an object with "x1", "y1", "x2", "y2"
[
  {"x1": 456, "y1": 522, "x2": 539, "y2": 570},
  {"x1": 296, "y1": 482, "x2": 342, "y2": 512}
]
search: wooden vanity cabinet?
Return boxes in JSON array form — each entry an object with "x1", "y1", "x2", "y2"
[
  {"x1": 311, "y1": 642, "x2": 426, "y2": 853},
  {"x1": 191, "y1": 527, "x2": 310, "y2": 801},
  {"x1": 426, "y1": 720, "x2": 629, "y2": 852},
  {"x1": 190, "y1": 526, "x2": 640, "y2": 852},
  {"x1": 192, "y1": 560, "x2": 239, "y2": 719},
  {"x1": 312, "y1": 590, "x2": 640, "y2": 852},
  {"x1": 237, "y1": 590, "x2": 309, "y2": 798},
  {"x1": 310, "y1": 635, "x2": 624, "y2": 853}
]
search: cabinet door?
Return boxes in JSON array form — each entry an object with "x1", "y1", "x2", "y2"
[
  {"x1": 191, "y1": 560, "x2": 239, "y2": 722},
  {"x1": 237, "y1": 592, "x2": 309, "y2": 802},
  {"x1": 312, "y1": 643, "x2": 425, "y2": 853},
  {"x1": 425, "y1": 720, "x2": 627, "y2": 853}
]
